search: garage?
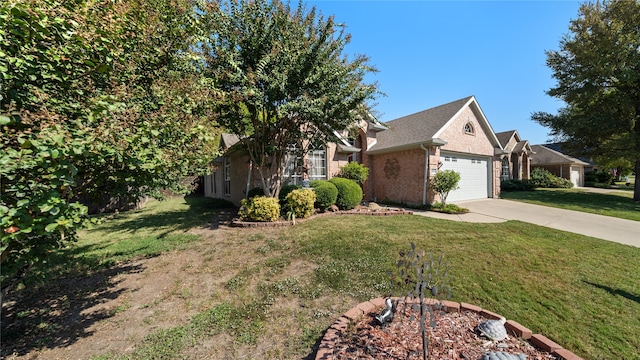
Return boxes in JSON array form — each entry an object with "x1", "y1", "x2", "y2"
[{"x1": 439, "y1": 152, "x2": 491, "y2": 202}]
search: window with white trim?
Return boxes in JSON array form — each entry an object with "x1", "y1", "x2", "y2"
[
  {"x1": 501, "y1": 157, "x2": 510, "y2": 180},
  {"x1": 464, "y1": 122, "x2": 475, "y2": 135},
  {"x1": 308, "y1": 148, "x2": 326, "y2": 181}
]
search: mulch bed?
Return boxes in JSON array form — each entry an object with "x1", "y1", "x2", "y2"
[{"x1": 332, "y1": 305, "x2": 557, "y2": 360}]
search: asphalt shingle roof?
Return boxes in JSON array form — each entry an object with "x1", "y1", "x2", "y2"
[
  {"x1": 370, "y1": 96, "x2": 473, "y2": 153},
  {"x1": 495, "y1": 130, "x2": 517, "y2": 149},
  {"x1": 531, "y1": 144, "x2": 589, "y2": 165}
]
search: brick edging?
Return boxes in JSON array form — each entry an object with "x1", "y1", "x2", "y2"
[
  {"x1": 315, "y1": 297, "x2": 584, "y2": 360},
  {"x1": 230, "y1": 210, "x2": 413, "y2": 228}
]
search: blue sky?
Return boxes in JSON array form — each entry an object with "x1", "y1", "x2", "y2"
[{"x1": 306, "y1": 0, "x2": 583, "y2": 145}]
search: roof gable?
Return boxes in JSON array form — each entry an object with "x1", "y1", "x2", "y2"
[
  {"x1": 370, "y1": 96, "x2": 502, "y2": 153},
  {"x1": 495, "y1": 130, "x2": 518, "y2": 149},
  {"x1": 531, "y1": 144, "x2": 589, "y2": 166}
]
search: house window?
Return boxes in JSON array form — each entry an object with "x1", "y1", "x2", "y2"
[
  {"x1": 284, "y1": 151, "x2": 302, "y2": 186},
  {"x1": 308, "y1": 148, "x2": 327, "y2": 181},
  {"x1": 223, "y1": 157, "x2": 231, "y2": 195},
  {"x1": 464, "y1": 122, "x2": 475, "y2": 135},
  {"x1": 501, "y1": 157, "x2": 510, "y2": 181}
]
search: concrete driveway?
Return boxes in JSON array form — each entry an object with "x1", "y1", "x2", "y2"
[{"x1": 413, "y1": 198, "x2": 640, "y2": 248}]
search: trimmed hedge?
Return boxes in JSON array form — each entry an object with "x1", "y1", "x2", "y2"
[
  {"x1": 279, "y1": 184, "x2": 302, "y2": 203},
  {"x1": 337, "y1": 162, "x2": 369, "y2": 185},
  {"x1": 310, "y1": 180, "x2": 338, "y2": 210},
  {"x1": 285, "y1": 189, "x2": 316, "y2": 219},
  {"x1": 238, "y1": 196, "x2": 280, "y2": 222},
  {"x1": 329, "y1": 177, "x2": 363, "y2": 210}
]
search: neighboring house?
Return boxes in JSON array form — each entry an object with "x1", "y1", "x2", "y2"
[
  {"x1": 542, "y1": 142, "x2": 598, "y2": 174},
  {"x1": 205, "y1": 96, "x2": 512, "y2": 206},
  {"x1": 530, "y1": 144, "x2": 590, "y2": 187},
  {"x1": 495, "y1": 130, "x2": 534, "y2": 182}
]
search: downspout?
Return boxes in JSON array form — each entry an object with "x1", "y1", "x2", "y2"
[{"x1": 420, "y1": 144, "x2": 429, "y2": 206}]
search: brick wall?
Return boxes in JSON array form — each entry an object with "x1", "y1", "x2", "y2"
[{"x1": 368, "y1": 148, "x2": 428, "y2": 206}]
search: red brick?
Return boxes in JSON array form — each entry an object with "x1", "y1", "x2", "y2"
[
  {"x1": 369, "y1": 297, "x2": 387, "y2": 308},
  {"x1": 357, "y1": 301, "x2": 376, "y2": 314},
  {"x1": 480, "y1": 309, "x2": 503, "y2": 320},
  {"x1": 315, "y1": 346, "x2": 333, "y2": 360},
  {"x1": 552, "y1": 348, "x2": 584, "y2": 360},
  {"x1": 505, "y1": 320, "x2": 532, "y2": 339},
  {"x1": 441, "y1": 300, "x2": 460, "y2": 313},
  {"x1": 530, "y1": 334, "x2": 562, "y2": 353},
  {"x1": 343, "y1": 307, "x2": 364, "y2": 321},
  {"x1": 460, "y1": 302, "x2": 482, "y2": 313},
  {"x1": 330, "y1": 316, "x2": 349, "y2": 332}
]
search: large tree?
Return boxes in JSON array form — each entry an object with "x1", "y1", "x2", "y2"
[
  {"x1": 199, "y1": 0, "x2": 379, "y2": 197},
  {"x1": 532, "y1": 0, "x2": 640, "y2": 201},
  {"x1": 0, "y1": 0, "x2": 219, "y2": 301}
]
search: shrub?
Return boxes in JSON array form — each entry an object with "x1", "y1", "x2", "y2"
[
  {"x1": 429, "y1": 170, "x2": 460, "y2": 207},
  {"x1": 337, "y1": 162, "x2": 369, "y2": 185},
  {"x1": 285, "y1": 189, "x2": 316, "y2": 219},
  {"x1": 238, "y1": 196, "x2": 280, "y2": 222},
  {"x1": 586, "y1": 170, "x2": 614, "y2": 186},
  {"x1": 247, "y1": 187, "x2": 265, "y2": 199},
  {"x1": 529, "y1": 168, "x2": 573, "y2": 188},
  {"x1": 279, "y1": 184, "x2": 302, "y2": 203},
  {"x1": 329, "y1": 177, "x2": 363, "y2": 210},
  {"x1": 311, "y1": 180, "x2": 338, "y2": 210},
  {"x1": 500, "y1": 179, "x2": 535, "y2": 192}
]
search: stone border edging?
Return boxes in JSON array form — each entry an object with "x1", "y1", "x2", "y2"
[
  {"x1": 315, "y1": 297, "x2": 583, "y2": 360},
  {"x1": 229, "y1": 209, "x2": 414, "y2": 228}
]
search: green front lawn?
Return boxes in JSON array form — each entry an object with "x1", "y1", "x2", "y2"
[
  {"x1": 3, "y1": 197, "x2": 639, "y2": 359},
  {"x1": 501, "y1": 188, "x2": 640, "y2": 221}
]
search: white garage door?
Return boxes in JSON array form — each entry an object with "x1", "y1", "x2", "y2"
[{"x1": 439, "y1": 153, "x2": 490, "y2": 202}]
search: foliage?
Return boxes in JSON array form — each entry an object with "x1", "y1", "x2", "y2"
[
  {"x1": 585, "y1": 170, "x2": 614, "y2": 186},
  {"x1": 238, "y1": 196, "x2": 280, "y2": 222},
  {"x1": 3, "y1": 198, "x2": 640, "y2": 359},
  {"x1": 501, "y1": 179, "x2": 535, "y2": 192},
  {"x1": 429, "y1": 170, "x2": 460, "y2": 207},
  {"x1": 310, "y1": 180, "x2": 338, "y2": 210},
  {"x1": 279, "y1": 184, "x2": 302, "y2": 204},
  {"x1": 285, "y1": 189, "x2": 316, "y2": 219},
  {"x1": 390, "y1": 243, "x2": 453, "y2": 360},
  {"x1": 529, "y1": 168, "x2": 573, "y2": 189},
  {"x1": 429, "y1": 202, "x2": 469, "y2": 214},
  {"x1": 198, "y1": 0, "x2": 379, "y2": 198},
  {"x1": 531, "y1": 0, "x2": 640, "y2": 201},
  {"x1": 329, "y1": 177, "x2": 363, "y2": 210},
  {"x1": 247, "y1": 187, "x2": 265, "y2": 199},
  {"x1": 337, "y1": 162, "x2": 369, "y2": 185},
  {"x1": 0, "y1": 0, "x2": 220, "y2": 299}
]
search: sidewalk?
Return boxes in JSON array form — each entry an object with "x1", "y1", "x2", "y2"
[{"x1": 412, "y1": 199, "x2": 640, "y2": 248}]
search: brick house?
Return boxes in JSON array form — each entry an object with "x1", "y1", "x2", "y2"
[
  {"x1": 204, "y1": 96, "x2": 508, "y2": 206},
  {"x1": 530, "y1": 144, "x2": 590, "y2": 187},
  {"x1": 495, "y1": 130, "x2": 534, "y2": 182}
]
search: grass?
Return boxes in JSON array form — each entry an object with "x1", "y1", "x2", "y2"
[
  {"x1": 3, "y1": 196, "x2": 639, "y2": 359},
  {"x1": 500, "y1": 188, "x2": 640, "y2": 221}
]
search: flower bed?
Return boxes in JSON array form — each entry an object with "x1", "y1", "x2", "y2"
[{"x1": 316, "y1": 298, "x2": 583, "y2": 360}]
